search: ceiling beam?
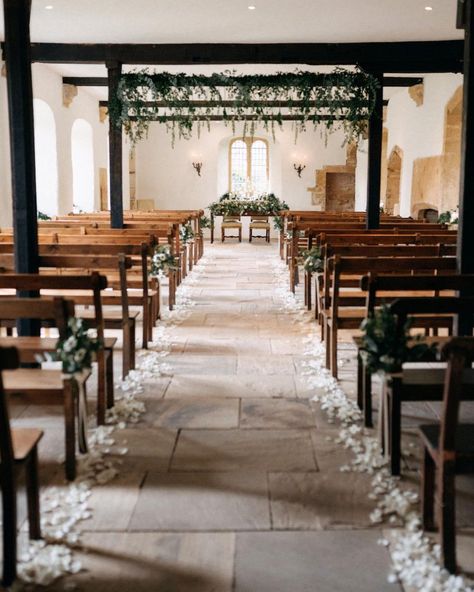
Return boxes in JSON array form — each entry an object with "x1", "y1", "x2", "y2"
[
  {"x1": 65, "y1": 75, "x2": 423, "y2": 88},
  {"x1": 98, "y1": 99, "x2": 390, "y2": 108},
  {"x1": 24, "y1": 41, "x2": 463, "y2": 72}
]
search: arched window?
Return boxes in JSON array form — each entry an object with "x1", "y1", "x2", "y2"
[
  {"x1": 71, "y1": 119, "x2": 95, "y2": 212},
  {"x1": 33, "y1": 99, "x2": 58, "y2": 217},
  {"x1": 229, "y1": 137, "x2": 269, "y2": 194}
]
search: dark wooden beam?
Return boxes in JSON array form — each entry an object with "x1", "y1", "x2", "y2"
[
  {"x1": 98, "y1": 99, "x2": 389, "y2": 109},
  {"x1": 63, "y1": 76, "x2": 108, "y2": 86},
  {"x1": 382, "y1": 76, "x2": 423, "y2": 87},
  {"x1": 457, "y1": 0, "x2": 474, "y2": 334},
  {"x1": 107, "y1": 62, "x2": 123, "y2": 229},
  {"x1": 3, "y1": 0, "x2": 40, "y2": 337},
  {"x1": 26, "y1": 41, "x2": 463, "y2": 72},
  {"x1": 68, "y1": 76, "x2": 422, "y2": 88},
  {"x1": 366, "y1": 72, "x2": 384, "y2": 230}
]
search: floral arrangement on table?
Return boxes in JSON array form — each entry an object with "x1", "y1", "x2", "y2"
[
  {"x1": 302, "y1": 246, "x2": 323, "y2": 273},
  {"x1": 208, "y1": 192, "x2": 289, "y2": 217},
  {"x1": 53, "y1": 318, "x2": 102, "y2": 375},
  {"x1": 149, "y1": 244, "x2": 178, "y2": 277},
  {"x1": 438, "y1": 207, "x2": 459, "y2": 225},
  {"x1": 108, "y1": 69, "x2": 379, "y2": 146},
  {"x1": 360, "y1": 304, "x2": 438, "y2": 374},
  {"x1": 37, "y1": 211, "x2": 51, "y2": 221},
  {"x1": 180, "y1": 223, "x2": 195, "y2": 244}
]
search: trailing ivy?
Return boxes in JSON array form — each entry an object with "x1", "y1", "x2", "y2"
[{"x1": 108, "y1": 69, "x2": 379, "y2": 146}]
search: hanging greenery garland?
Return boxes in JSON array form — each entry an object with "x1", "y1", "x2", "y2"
[{"x1": 108, "y1": 68, "x2": 379, "y2": 146}]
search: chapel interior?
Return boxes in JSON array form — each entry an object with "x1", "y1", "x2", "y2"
[{"x1": 0, "y1": 1, "x2": 473, "y2": 591}]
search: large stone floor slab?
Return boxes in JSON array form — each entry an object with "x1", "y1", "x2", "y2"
[
  {"x1": 268, "y1": 471, "x2": 375, "y2": 530},
  {"x1": 48, "y1": 532, "x2": 235, "y2": 592},
  {"x1": 171, "y1": 429, "x2": 317, "y2": 471},
  {"x1": 240, "y1": 399, "x2": 315, "y2": 429},
  {"x1": 152, "y1": 397, "x2": 240, "y2": 429},
  {"x1": 165, "y1": 374, "x2": 298, "y2": 399},
  {"x1": 129, "y1": 472, "x2": 270, "y2": 531},
  {"x1": 234, "y1": 531, "x2": 398, "y2": 592}
]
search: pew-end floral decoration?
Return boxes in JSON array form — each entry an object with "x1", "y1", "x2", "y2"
[
  {"x1": 302, "y1": 246, "x2": 323, "y2": 273},
  {"x1": 360, "y1": 304, "x2": 438, "y2": 374},
  {"x1": 56, "y1": 318, "x2": 102, "y2": 375},
  {"x1": 180, "y1": 223, "x2": 195, "y2": 244},
  {"x1": 150, "y1": 244, "x2": 178, "y2": 277}
]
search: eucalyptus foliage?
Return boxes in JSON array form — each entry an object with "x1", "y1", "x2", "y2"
[
  {"x1": 150, "y1": 244, "x2": 178, "y2": 277},
  {"x1": 55, "y1": 318, "x2": 102, "y2": 374},
  {"x1": 199, "y1": 215, "x2": 212, "y2": 229},
  {"x1": 302, "y1": 246, "x2": 323, "y2": 273},
  {"x1": 360, "y1": 304, "x2": 437, "y2": 374},
  {"x1": 180, "y1": 223, "x2": 195, "y2": 244},
  {"x1": 108, "y1": 69, "x2": 378, "y2": 146}
]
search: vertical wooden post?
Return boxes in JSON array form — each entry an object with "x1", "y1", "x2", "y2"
[
  {"x1": 3, "y1": 0, "x2": 38, "y2": 274},
  {"x1": 366, "y1": 72, "x2": 384, "y2": 230},
  {"x1": 3, "y1": 0, "x2": 40, "y2": 337},
  {"x1": 456, "y1": 0, "x2": 474, "y2": 334},
  {"x1": 107, "y1": 61, "x2": 124, "y2": 229}
]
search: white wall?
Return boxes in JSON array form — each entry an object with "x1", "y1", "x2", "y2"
[
  {"x1": 136, "y1": 122, "x2": 348, "y2": 209},
  {"x1": 0, "y1": 63, "x2": 109, "y2": 225},
  {"x1": 355, "y1": 73, "x2": 463, "y2": 218}
]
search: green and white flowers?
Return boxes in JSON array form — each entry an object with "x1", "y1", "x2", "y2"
[
  {"x1": 302, "y1": 246, "x2": 323, "y2": 273},
  {"x1": 150, "y1": 244, "x2": 178, "y2": 277},
  {"x1": 180, "y1": 223, "x2": 195, "y2": 244},
  {"x1": 56, "y1": 318, "x2": 102, "y2": 375}
]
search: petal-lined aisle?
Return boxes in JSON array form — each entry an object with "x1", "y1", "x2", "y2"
[{"x1": 32, "y1": 240, "x2": 474, "y2": 591}]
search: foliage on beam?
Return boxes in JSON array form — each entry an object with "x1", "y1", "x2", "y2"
[{"x1": 108, "y1": 69, "x2": 379, "y2": 146}]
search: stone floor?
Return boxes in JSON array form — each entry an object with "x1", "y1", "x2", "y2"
[{"x1": 9, "y1": 241, "x2": 474, "y2": 591}]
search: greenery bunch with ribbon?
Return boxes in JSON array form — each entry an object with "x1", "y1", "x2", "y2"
[
  {"x1": 302, "y1": 246, "x2": 323, "y2": 273},
  {"x1": 150, "y1": 244, "x2": 178, "y2": 277},
  {"x1": 180, "y1": 223, "x2": 195, "y2": 244},
  {"x1": 55, "y1": 318, "x2": 102, "y2": 375},
  {"x1": 199, "y1": 215, "x2": 212, "y2": 229},
  {"x1": 360, "y1": 304, "x2": 437, "y2": 374},
  {"x1": 108, "y1": 69, "x2": 379, "y2": 146}
]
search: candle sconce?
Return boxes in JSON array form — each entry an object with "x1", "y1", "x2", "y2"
[
  {"x1": 293, "y1": 163, "x2": 306, "y2": 178},
  {"x1": 192, "y1": 162, "x2": 203, "y2": 176}
]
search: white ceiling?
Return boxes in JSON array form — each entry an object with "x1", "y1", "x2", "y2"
[{"x1": 0, "y1": 0, "x2": 463, "y2": 44}]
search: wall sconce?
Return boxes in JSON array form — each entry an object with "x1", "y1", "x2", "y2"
[
  {"x1": 293, "y1": 163, "x2": 306, "y2": 178},
  {"x1": 192, "y1": 162, "x2": 203, "y2": 177}
]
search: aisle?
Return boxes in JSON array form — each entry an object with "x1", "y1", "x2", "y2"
[{"x1": 44, "y1": 241, "x2": 397, "y2": 591}]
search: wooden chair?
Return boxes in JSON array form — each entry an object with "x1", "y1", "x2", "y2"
[
  {"x1": 221, "y1": 215, "x2": 242, "y2": 242},
  {"x1": 419, "y1": 337, "x2": 474, "y2": 573},
  {"x1": 0, "y1": 346, "x2": 43, "y2": 587},
  {"x1": 0, "y1": 297, "x2": 91, "y2": 480},
  {"x1": 249, "y1": 216, "x2": 270, "y2": 243}
]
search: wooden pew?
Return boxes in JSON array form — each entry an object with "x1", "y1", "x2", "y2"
[
  {"x1": 354, "y1": 273, "x2": 474, "y2": 427},
  {"x1": 0, "y1": 297, "x2": 90, "y2": 480},
  {"x1": 0, "y1": 345, "x2": 43, "y2": 587},
  {"x1": 322, "y1": 256, "x2": 458, "y2": 377},
  {"x1": 382, "y1": 297, "x2": 474, "y2": 475},
  {"x1": 0, "y1": 273, "x2": 116, "y2": 423},
  {"x1": 0, "y1": 254, "x2": 138, "y2": 373}
]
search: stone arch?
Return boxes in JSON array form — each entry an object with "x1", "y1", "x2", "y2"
[
  {"x1": 33, "y1": 99, "x2": 59, "y2": 217},
  {"x1": 441, "y1": 85, "x2": 462, "y2": 212},
  {"x1": 385, "y1": 146, "x2": 403, "y2": 215},
  {"x1": 71, "y1": 119, "x2": 95, "y2": 212}
]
